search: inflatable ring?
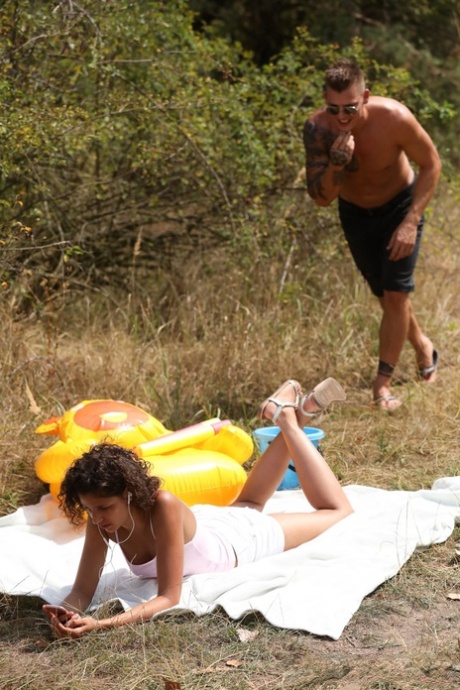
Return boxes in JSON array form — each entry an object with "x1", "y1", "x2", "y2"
[{"x1": 34, "y1": 399, "x2": 252, "y2": 506}]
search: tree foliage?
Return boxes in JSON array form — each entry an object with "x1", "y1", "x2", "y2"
[
  {"x1": 190, "y1": 0, "x2": 460, "y2": 66},
  {"x1": 191, "y1": 1, "x2": 460, "y2": 149},
  {"x1": 0, "y1": 1, "x2": 455, "y2": 309}
]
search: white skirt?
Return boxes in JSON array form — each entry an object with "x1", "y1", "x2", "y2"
[{"x1": 192, "y1": 504, "x2": 285, "y2": 567}]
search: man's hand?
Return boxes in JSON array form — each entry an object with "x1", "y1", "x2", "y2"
[
  {"x1": 329, "y1": 132, "x2": 355, "y2": 167},
  {"x1": 387, "y1": 219, "x2": 417, "y2": 260}
]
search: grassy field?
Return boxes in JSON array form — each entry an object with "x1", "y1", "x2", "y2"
[{"x1": 0, "y1": 185, "x2": 459, "y2": 689}]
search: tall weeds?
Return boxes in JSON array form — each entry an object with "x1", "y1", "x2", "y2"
[{"x1": 1, "y1": 185, "x2": 459, "y2": 513}]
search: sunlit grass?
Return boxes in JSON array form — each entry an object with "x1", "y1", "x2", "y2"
[{"x1": 0, "y1": 188, "x2": 459, "y2": 689}]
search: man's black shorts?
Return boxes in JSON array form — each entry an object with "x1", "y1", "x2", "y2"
[{"x1": 338, "y1": 181, "x2": 424, "y2": 297}]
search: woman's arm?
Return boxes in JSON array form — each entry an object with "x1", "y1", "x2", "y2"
[
  {"x1": 53, "y1": 492, "x2": 188, "y2": 638},
  {"x1": 64, "y1": 519, "x2": 108, "y2": 611},
  {"x1": 43, "y1": 518, "x2": 108, "y2": 633}
]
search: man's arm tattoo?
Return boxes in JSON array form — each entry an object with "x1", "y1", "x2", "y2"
[
  {"x1": 303, "y1": 120, "x2": 333, "y2": 200},
  {"x1": 332, "y1": 169, "x2": 345, "y2": 185},
  {"x1": 329, "y1": 149, "x2": 349, "y2": 166},
  {"x1": 306, "y1": 160, "x2": 328, "y2": 200},
  {"x1": 303, "y1": 120, "x2": 348, "y2": 199},
  {"x1": 345, "y1": 156, "x2": 358, "y2": 172}
]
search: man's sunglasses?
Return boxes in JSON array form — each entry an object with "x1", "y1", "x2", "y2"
[{"x1": 326, "y1": 104, "x2": 359, "y2": 116}]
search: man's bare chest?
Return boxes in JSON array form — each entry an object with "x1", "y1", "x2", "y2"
[{"x1": 350, "y1": 135, "x2": 402, "y2": 174}]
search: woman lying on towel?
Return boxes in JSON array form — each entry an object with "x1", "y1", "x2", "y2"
[{"x1": 43, "y1": 377, "x2": 353, "y2": 638}]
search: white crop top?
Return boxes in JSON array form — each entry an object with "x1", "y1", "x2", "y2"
[
  {"x1": 118, "y1": 506, "x2": 237, "y2": 578},
  {"x1": 117, "y1": 504, "x2": 285, "y2": 579}
]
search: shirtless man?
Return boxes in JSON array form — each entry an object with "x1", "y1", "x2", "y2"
[{"x1": 304, "y1": 59, "x2": 441, "y2": 410}]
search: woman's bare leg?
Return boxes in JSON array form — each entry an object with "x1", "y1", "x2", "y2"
[
  {"x1": 233, "y1": 427, "x2": 296, "y2": 509},
  {"x1": 233, "y1": 380, "x2": 353, "y2": 549},
  {"x1": 272, "y1": 407, "x2": 353, "y2": 549},
  {"x1": 234, "y1": 379, "x2": 349, "y2": 511},
  {"x1": 234, "y1": 380, "x2": 302, "y2": 508}
]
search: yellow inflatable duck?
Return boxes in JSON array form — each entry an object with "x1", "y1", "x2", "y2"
[{"x1": 34, "y1": 399, "x2": 252, "y2": 506}]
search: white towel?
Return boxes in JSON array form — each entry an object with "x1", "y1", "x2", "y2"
[{"x1": 1, "y1": 477, "x2": 459, "y2": 640}]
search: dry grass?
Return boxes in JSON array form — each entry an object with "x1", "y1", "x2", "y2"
[{"x1": 1, "y1": 185, "x2": 460, "y2": 688}]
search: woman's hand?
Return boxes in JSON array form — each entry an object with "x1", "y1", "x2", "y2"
[
  {"x1": 50, "y1": 611, "x2": 99, "y2": 639},
  {"x1": 43, "y1": 604, "x2": 99, "y2": 639}
]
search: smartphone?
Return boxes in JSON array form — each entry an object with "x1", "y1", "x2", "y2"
[{"x1": 42, "y1": 604, "x2": 69, "y2": 619}]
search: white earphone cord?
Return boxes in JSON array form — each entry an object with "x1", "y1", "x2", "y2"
[
  {"x1": 96, "y1": 497, "x2": 136, "y2": 547},
  {"x1": 96, "y1": 498, "x2": 136, "y2": 579}
]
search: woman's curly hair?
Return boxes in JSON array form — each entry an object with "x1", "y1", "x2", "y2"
[{"x1": 58, "y1": 442, "x2": 161, "y2": 526}]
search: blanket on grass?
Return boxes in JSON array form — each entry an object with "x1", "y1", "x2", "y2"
[{"x1": 1, "y1": 478, "x2": 459, "y2": 640}]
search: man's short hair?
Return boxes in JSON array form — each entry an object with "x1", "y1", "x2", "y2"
[{"x1": 324, "y1": 59, "x2": 365, "y2": 93}]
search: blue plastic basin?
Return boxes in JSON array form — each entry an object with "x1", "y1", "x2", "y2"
[{"x1": 253, "y1": 426, "x2": 325, "y2": 490}]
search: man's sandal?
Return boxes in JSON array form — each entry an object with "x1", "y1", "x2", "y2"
[
  {"x1": 257, "y1": 379, "x2": 301, "y2": 423},
  {"x1": 373, "y1": 394, "x2": 402, "y2": 412},
  {"x1": 298, "y1": 377, "x2": 346, "y2": 419},
  {"x1": 418, "y1": 349, "x2": 438, "y2": 382}
]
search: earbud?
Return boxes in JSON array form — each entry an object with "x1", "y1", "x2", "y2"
[{"x1": 127, "y1": 491, "x2": 132, "y2": 505}]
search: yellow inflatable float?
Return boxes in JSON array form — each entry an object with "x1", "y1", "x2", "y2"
[{"x1": 34, "y1": 399, "x2": 252, "y2": 506}]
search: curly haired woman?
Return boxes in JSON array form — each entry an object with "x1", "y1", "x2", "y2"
[{"x1": 44, "y1": 377, "x2": 352, "y2": 638}]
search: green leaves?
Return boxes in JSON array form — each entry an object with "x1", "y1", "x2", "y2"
[{"x1": 0, "y1": 1, "x2": 455, "y2": 305}]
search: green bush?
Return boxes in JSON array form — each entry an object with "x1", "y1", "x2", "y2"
[{"x1": 0, "y1": 1, "x2": 453, "y2": 311}]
